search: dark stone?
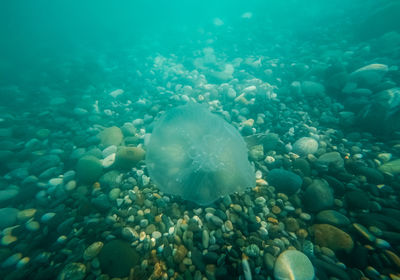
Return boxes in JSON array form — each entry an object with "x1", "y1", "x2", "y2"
[
  {"x1": 266, "y1": 168, "x2": 302, "y2": 195},
  {"x1": 382, "y1": 231, "x2": 400, "y2": 244},
  {"x1": 30, "y1": 154, "x2": 61, "y2": 175},
  {"x1": 381, "y1": 208, "x2": 400, "y2": 221},
  {"x1": 348, "y1": 245, "x2": 368, "y2": 269},
  {"x1": 214, "y1": 209, "x2": 227, "y2": 221},
  {"x1": 316, "y1": 210, "x2": 350, "y2": 227},
  {"x1": 191, "y1": 248, "x2": 205, "y2": 272},
  {"x1": 293, "y1": 158, "x2": 311, "y2": 176},
  {"x1": 313, "y1": 258, "x2": 351, "y2": 280},
  {"x1": 357, "y1": 213, "x2": 400, "y2": 232},
  {"x1": 323, "y1": 175, "x2": 345, "y2": 195},
  {"x1": 91, "y1": 194, "x2": 112, "y2": 213},
  {"x1": 57, "y1": 217, "x2": 75, "y2": 235},
  {"x1": 203, "y1": 252, "x2": 219, "y2": 264},
  {"x1": 345, "y1": 191, "x2": 370, "y2": 210},
  {"x1": 99, "y1": 240, "x2": 139, "y2": 278},
  {"x1": 353, "y1": 165, "x2": 384, "y2": 184},
  {"x1": 303, "y1": 179, "x2": 334, "y2": 212},
  {"x1": 215, "y1": 266, "x2": 229, "y2": 279}
]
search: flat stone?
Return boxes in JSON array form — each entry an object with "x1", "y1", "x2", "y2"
[{"x1": 316, "y1": 210, "x2": 350, "y2": 227}]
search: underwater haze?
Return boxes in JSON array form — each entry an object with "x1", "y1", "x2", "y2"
[{"x1": 1, "y1": 0, "x2": 400, "y2": 279}]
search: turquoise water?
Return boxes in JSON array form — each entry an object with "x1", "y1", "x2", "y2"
[{"x1": 1, "y1": 1, "x2": 400, "y2": 279}]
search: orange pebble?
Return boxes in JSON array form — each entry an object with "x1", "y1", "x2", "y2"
[{"x1": 267, "y1": 217, "x2": 279, "y2": 224}]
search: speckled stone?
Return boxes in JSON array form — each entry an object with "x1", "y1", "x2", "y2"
[{"x1": 313, "y1": 224, "x2": 354, "y2": 253}]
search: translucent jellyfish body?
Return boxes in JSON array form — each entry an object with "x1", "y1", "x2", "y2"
[{"x1": 146, "y1": 103, "x2": 255, "y2": 205}]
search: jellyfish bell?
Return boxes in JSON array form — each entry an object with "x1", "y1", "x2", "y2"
[{"x1": 145, "y1": 103, "x2": 255, "y2": 205}]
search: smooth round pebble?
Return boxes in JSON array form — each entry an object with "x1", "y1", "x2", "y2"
[{"x1": 274, "y1": 250, "x2": 315, "y2": 280}]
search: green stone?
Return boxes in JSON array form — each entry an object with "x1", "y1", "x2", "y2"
[
  {"x1": 379, "y1": 159, "x2": 400, "y2": 175},
  {"x1": 76, "y1": 156, "x2": 103, "y2": 184},
  {"x1": 98, "y1": 240, "x2": 139, "y2": 278},
  {"x1": 98, "y1": 126, "x2": 123, "y2": 147},
  {"x1": 115, "y1": 146, "x2": 145, "y2": 169}
]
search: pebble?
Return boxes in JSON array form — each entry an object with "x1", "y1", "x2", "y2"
[
  {"x1": 313, "y1": 224, "x2": 354, "y2": 252},
  {"x1": 299, "y1": 213, "x2": 312, "y2": 221},
  {"x1": 224, "y1": 220, "x2": 233, "y2": 231},
  {"x1": 58, "y1": 262, "x2": 86, "y2": 280},
  {"x1": 140, "y1": 219, "x2": 149, "y2": 228},
  {"x1": 267, "y1": 169, "x2": 303, "y2": 195},
  {"x1": 84, "y1": 241, "x2": 104, "y2": 261},
  {"x1": 255, "y1": 196, "x2": 266, "y2": 206},
  {"x1": 284, "y1": 217, "x2": 300, "y2": 232},
  {"x1": 0, "y1": 208, "x2": 18, "y2": 229},
  {"x1": 2, "y1": 253, "x2": 22, "y2": 268},
  {"x1": 102, "y1": 153, "x2": 116, "y2": 168},
  {"x1": 0, "y1": 188, "x2": 19, "y2": 203},
  {"x1": 353, "y1": 223, "x2": 376, "y2": 242},
  {"x1": 292, "y1": 137, "x2": 319, "y2": 156},
  {"x1": 17, "y1": 208, "x2": 37, "y2": 221},
  {"x1": 48, "y1": 177, "x2": 63, "y2": 187},
  {"x1": 202, "y1": 230, "x2": 210, "y2": 249},
  {"x1": 108, "y1": 188, "x2": 121, "y2": 201},
  {"x1": 1, "y1": 235, "x2": 17, "y2": 246},
  {"x1": 152, "y1": 231, "x2": 162, "y2": 240},
  {"x1": 26, "y1": 221, "x2": 40, "y2": 231},
  {"x1": 316, "y1": 210, "x2": 350, "y2": 227},
  {"x1": 303, "y1": 179, "x2": 334, "y2": 212},
  {"x1": 274, "y1": 250, "x2": 315, "y2": 280},
  {"x1": 245, "y1": 244, "x2": 260, "y2": 257},
  {"x1": 64, "y1": 180, "x2": 77, "y2": 191},
  {"x1": 63, "y1": 170, "x2": 76, "y2": 182},
  {"x1": 209, "y1": 215, "x2": 224, "y2": 227},
  {"x1": 57, "y1": 235, "x2": 68, "y2": 244},
  {"x1": 16, "y1": 257, "x2": 30, "y2": 269}
]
